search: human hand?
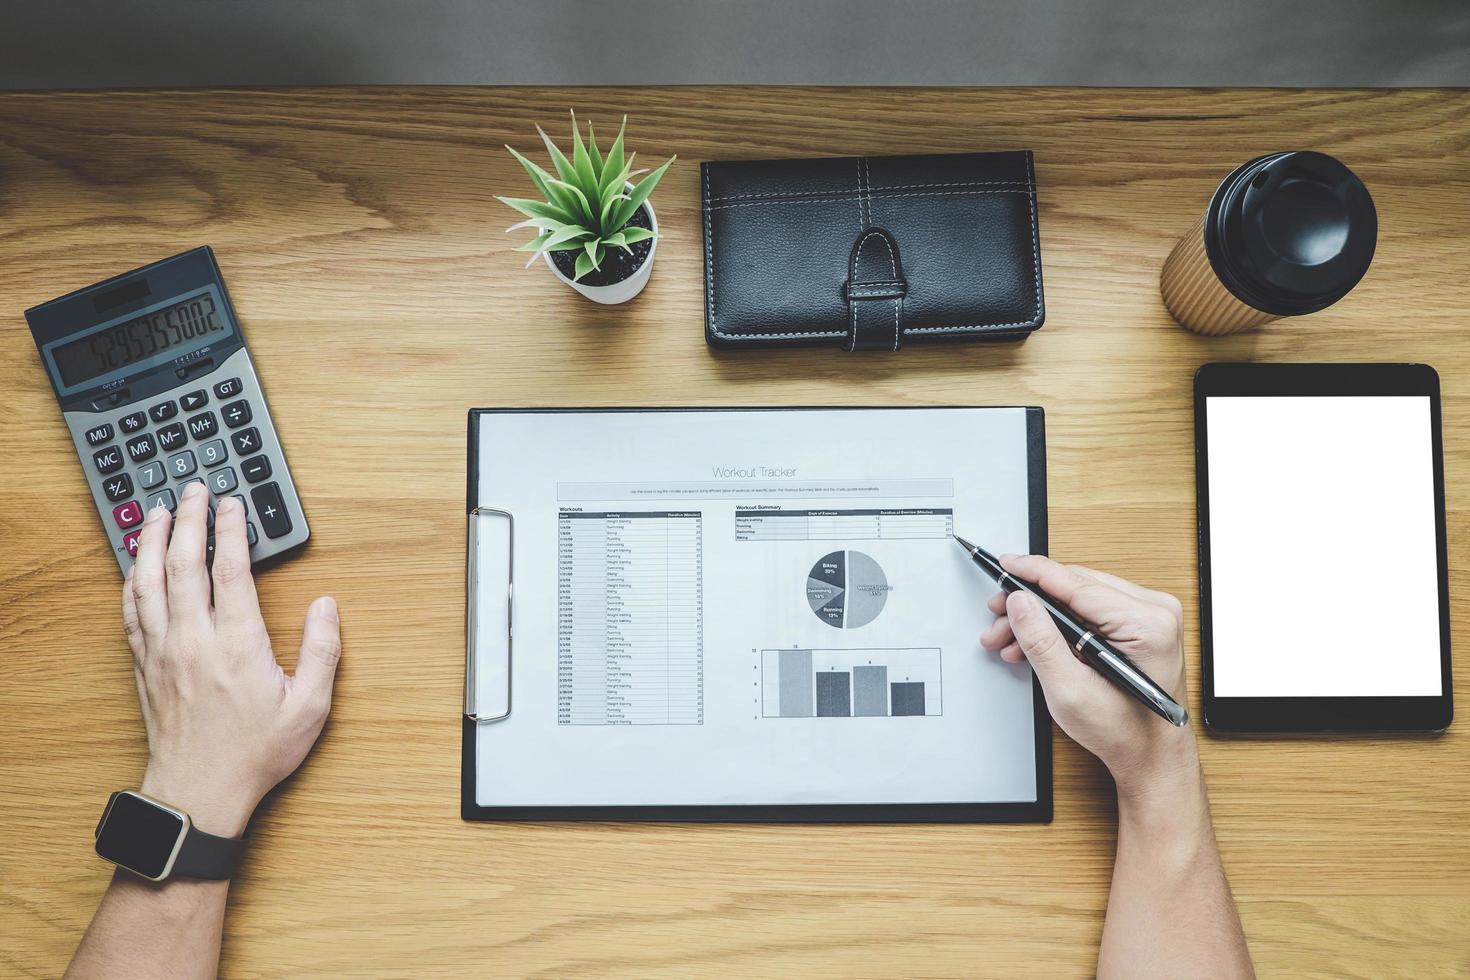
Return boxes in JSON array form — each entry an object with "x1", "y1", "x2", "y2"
[
  {"x1": 120, "y1": 482, "x2": 342, "y2": 838},
  {"x1": 980, "y1": 554, "x2": 1196, "y2": 798}
]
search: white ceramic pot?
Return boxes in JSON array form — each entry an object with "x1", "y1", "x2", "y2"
[{"x1": 543, "y1": 196, "x2": 658, "y2": 305}]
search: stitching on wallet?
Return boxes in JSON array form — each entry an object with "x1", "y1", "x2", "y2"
[
  {"x1": 861, "y1": 156, "x2": 873, "y2": 228},
  {"x1": 868, "y1": 175, "x2": 887, "y2": 350},
  {"x1": 706, "y1": 188, "x2": 1034, "y2": 211},
  {"x1": 703, "y1": 165, "x2": 716, "y2": 329},
  {"x1": 708, "y1": 180, "x2": 1032, "y2": 202},
  {"x1": 855, "y1": 157, "x2": 867, "y2": 229},
  {"x1": 848, "y1": 229, "x2": 899, "y2": 350}
]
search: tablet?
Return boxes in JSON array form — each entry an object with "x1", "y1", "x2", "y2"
[{"x1": 1195, "y1": 363, "x2": 1452, "y2": 732}]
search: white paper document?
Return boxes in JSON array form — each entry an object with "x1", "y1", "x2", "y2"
[{"x1": 469, "y1": 408, "x2": 1044, "y2": 811}]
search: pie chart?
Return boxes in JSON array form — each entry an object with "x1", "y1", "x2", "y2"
[{"x1": 807, "y1": 550, "x2": 890, "y2": 628}]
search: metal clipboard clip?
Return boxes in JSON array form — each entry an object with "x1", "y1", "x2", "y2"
[{"x1": 465, "y1": 506, "x2": 513, "y2": 723}]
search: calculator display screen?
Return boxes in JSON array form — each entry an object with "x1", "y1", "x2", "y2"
[{"x1": 50, "y1": 292, "x2": 230, "y2": 389}]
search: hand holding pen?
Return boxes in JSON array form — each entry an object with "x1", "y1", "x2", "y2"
[{"x1": 970, "y1": 549, "x2": 1200, "y2": 791}]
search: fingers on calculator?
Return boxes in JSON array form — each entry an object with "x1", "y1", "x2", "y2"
[{"x1": 166, "y1": 484, "x2": 213, "y2": 606}]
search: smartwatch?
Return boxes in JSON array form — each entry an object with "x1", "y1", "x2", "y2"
[{"x1": 94, "y1": 791, "x2": 246, "y2": 881}]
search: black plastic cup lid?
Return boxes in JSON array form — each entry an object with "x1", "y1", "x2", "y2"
[{"x1": 1204, "y1": 151, "x2": 1377, "y2": 317}]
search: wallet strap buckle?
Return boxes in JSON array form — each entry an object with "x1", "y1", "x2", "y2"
[{"x1": 844, "y1": 227, "x2": 908, "y2": 352}]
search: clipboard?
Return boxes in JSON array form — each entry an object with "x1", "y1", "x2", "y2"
[{"x1": 463, "y1": 407, "x2": 1052, "y2": 822}]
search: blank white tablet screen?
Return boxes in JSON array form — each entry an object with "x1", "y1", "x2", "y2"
[{"x1": 1206, "y1": 396, "x2": 1441, "y2": 697}]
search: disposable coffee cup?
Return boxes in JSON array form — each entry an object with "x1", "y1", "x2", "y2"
[{"x1": 1160, "y1": 151, "x2": 1377, "y2": 336}]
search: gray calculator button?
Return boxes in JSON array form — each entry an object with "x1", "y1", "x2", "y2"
[
  {"x1": 146, "y1": 488, "x2": 177, "y2": 513},
  {"x1": 138, "y1": 460, "x2": 167, "y2": 490},
  {"x1": 209, "y1": 467, "x2": 238, "y2": 494},
  {"x1": 199, "y1": 439, "x2": 229, "y2": 468},
  {"x1": 232, "y1": 493, "x2": 248, "y2": 516},
  {"x1": 246, "y1": 522, "x2": 258, "y2": 546},
  {"x1": 168, "y1": 450, "x2": 197, "y2": 478}
]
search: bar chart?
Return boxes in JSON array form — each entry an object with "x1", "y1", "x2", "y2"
[{"x1": 760, "y1": 648, "x2": 942, "y2": 718}]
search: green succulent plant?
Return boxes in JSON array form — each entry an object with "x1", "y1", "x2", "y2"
[{"x1": 499, "y1": 112, "x2": 675, "y2": 282}]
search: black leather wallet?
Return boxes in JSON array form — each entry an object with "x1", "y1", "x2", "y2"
[{"x1": 701, "y1": 151, "x2": 1044, "y2": 352}]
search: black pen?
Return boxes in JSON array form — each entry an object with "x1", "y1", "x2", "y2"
[{"x1": 954, "y1": 535, "x2": 1189, "y2": 727}]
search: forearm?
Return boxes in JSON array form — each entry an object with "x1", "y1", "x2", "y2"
[
  {"x1": 1099, "y1": 746, "x2": 1253, "y2": 980},
  {"x1": 67, "y1": 771, "x2": 251, "y2": 979},
  {"x1": 65, "y1": 872, "x2": 229, "y2": 980}
]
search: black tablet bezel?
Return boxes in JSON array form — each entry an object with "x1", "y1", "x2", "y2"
[{"x1": 1195, "y1": 363, "x2": 1452, "y2": 733}]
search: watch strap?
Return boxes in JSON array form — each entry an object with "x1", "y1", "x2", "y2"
[{"x1": 172, "y1": 822, "x2": 247, "y2": 880}]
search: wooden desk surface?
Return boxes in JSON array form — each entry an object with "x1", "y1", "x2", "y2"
[{"x1": 1, "y1": 87, "x2": 1466, "y2": 978}]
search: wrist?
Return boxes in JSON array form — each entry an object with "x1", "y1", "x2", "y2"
[
  {"x1": 1112, "y1": 742, "x2": 1215, "y2": 876},
  {"x1": 140, "y1": 767, "x2": 258, "y2": 839},
  {"x1": 1108, "y1": 725, "x2": 1203, "y2": 815}
]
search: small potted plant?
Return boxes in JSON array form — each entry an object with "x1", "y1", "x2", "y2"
[{"x1": 500, "y1": 112, "x2": 675, "y2": 305}]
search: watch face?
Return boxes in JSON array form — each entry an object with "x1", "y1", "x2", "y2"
[{"x1": 96, "y1": 792, "x2": 186, "y2": 879}]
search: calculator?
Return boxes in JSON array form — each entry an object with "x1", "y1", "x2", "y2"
[{"x1": 26, "y1": 247, "x2": 309, "y2": 574}]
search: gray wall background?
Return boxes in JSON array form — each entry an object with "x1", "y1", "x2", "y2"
[{"x1": 2, "y1": 0, "x2": 1467, "y2": 89}]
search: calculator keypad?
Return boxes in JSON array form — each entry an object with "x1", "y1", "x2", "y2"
[{"x1": 66, "y1": 347, "x2": 307, "y2": 573}]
